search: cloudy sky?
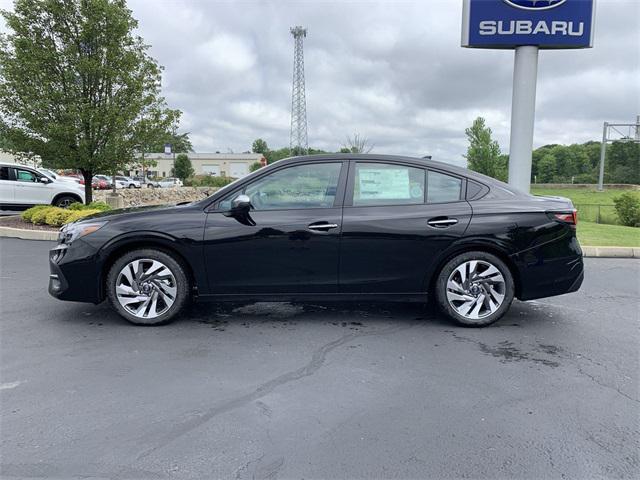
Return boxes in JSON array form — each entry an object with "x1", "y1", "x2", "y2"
[{"x1": 1, "y1": 0, "x2": 639, "y2": 166}]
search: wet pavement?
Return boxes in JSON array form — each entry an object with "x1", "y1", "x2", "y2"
[{"x1": 1, "y1": 238, "x2": 639, "y2": 479}]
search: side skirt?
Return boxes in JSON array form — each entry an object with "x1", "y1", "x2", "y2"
[{"x1": 196, "y1": 292, "x2": 429, "y2": 303}]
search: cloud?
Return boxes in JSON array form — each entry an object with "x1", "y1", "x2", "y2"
[{"x1": 1, "y1": 0, "x2": 638, "y2": 165}]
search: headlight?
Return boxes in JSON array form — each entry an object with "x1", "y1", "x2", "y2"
[{"x1": 59, "y1": 221, "x2": 107, "y2": 244}]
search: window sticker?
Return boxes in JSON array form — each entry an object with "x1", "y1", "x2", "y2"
[{"x1": 358, "y1": 168, "x2": 410, "y2": 199}]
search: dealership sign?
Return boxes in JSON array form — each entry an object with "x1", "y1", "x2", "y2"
[{"x1": 462, "y1": 0, "x2": 596, "y2": 49}]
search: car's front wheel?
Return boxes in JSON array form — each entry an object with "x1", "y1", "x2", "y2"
[
  {"x1": 54, "y1": 195, "x2": 79, "y2": 208},
  {"x1": 106, "y1": 249, "x2": 189, "y2": 325},
  {"x1": 435, "y1": 251, "x2": 514, "y2": 327}
]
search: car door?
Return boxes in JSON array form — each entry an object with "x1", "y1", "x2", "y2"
[
  {"x1": 203, "y1": 160, "x2": 347, "y2": 294},
  {"x1": 13, "y1": 167, "x2": 51, "y2": 205},
  {"x1": 339, "y1": 161, "x2": 472, "y2": 294},
  {"x1": 0, "y1": 166, "x2": 15, "y2": 204}
]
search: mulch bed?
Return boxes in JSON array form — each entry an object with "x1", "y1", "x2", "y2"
[{"x1": 0, "y1": 215, "x2": 59, "y2": 232}]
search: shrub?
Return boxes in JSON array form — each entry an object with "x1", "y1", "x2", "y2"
[
  {"x1": 86, "y1": 201, "x2": 111, "y2": 211},
  {"x1": 250, "y1": 161, "x2": 263, "y2": 172},
  {"x1": 30, "y1": 206, "x2": 55, "y2": 224},
  {"x1": 21, "y1": 205, "x2": 49, "y2": 222},
  {"x1": 68, "y1": 201, "x2": 111, "y2": 211},
  {"x1": 44, "y1": 207, "x2": 74, "y2": 227},
  {"x1": 613, "y1": 192, "x2": 640, "y2": 227},
  {"x1": 64, "y1": 209, "x2": 101, "y2": 224}
]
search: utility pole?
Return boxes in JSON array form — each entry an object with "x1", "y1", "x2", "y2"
[{"x1": 289, "y1": 26, "x2": 308, "y2": 155}]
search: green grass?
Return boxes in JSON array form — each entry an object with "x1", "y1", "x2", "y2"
[
  {"x1": 577, "y1": 221, "x2": 640, "y2": 247},
  {"x1": 531, "y1": 187, "x2": 639, "y2": 224},
  {"x1": 531, "y1": 187, "x2": 639, "y2": 205}
]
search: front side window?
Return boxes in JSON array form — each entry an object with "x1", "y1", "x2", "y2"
[
  {"x1": 427, "y1": 171, "x2": 462, "y2": 203},
  {"x1": 15, "y1": 169, "x2": 38, "y2": 183},
  {"x1": 240, "y1": 163, "x2": 342, "y2": 211},
  {"x1": 353, "y1": 162, "x2": 425, "y2": 206}
]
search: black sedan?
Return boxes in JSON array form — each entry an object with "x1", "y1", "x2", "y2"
[{"x1": 48, "y1": 154, "x2": 583, "y2": 327}]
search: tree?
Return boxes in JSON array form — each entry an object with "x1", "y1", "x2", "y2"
[
  {"x1": 342, "y1": 133, "x2": 373, "y2": 154},
  {"x1": 252, "y1": 138, "x2": 268, "y2": 154},
  {"x1": 464, "y1": 117, "x2": 506, "y2": 181},
  {"x1": 172, "y1": 153, "x2": 194, "y2": 181},
  {"x1": 0, "y1": 0, "x2": 179, "y2": 203},
  {"x1": 537, "y1": 154, "x2": 557, "y2": 183},
  {"x1": 147, "y1": 131, "x2": 192, "y2": 154}
]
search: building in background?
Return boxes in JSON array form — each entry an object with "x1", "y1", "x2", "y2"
[{"x1": 131, "y1": 152, "x2": 266, "y2": 179}]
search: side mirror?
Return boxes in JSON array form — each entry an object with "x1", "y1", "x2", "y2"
[
  {"x1": 231, "y1": 194, "x2": 252, "y2": 212},
  {"x1": 39, "y1": 177, "x2": 51, "y2": 184}
]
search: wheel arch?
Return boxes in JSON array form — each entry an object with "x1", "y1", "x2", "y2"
[
  {"x1": 425, "y1": 241, "x2": 522, "y2": 299},
  {"x1": 98, "y1": 235, "x2": 198, "y2": 302},
  {"x1": 51, "y1": 192, "x2": 83, "y2": 206}
]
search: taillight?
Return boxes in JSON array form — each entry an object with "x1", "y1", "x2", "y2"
[{"x1": 551, "y1": 210, "x2": 577, "y2": 227}]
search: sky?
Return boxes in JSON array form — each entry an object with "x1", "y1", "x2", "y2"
[{"x1": 1, "y1": 0, "x2": 639, "y2": 166}]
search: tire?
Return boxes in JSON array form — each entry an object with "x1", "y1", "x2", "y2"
[
  {"x1": 128, "y1": 184, "x2": 135, "y2": 189},
  {"x1": 435, "y1": 251, "x2": 514, "y2": 327},
  {"x1": 106, "y1": 249, "x2": 189, "y2": 326},
  {"x1": 54, "y1": 195, "x2": 79, "y2": 208},
  {"x1": 147, "y1": 184, "x2": 155, "y2": 189}
]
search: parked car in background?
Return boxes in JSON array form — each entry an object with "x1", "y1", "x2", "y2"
[
  {"x1": 48, "y1": 154, "x2": 583, "y2": 327},
  {"x1": 147, "y1": 177, "x2": 183, "y2": 188},
  {"x1": 92, "y1": 177, "x2": 110, "y2": 190},
  {"x1": 0, "y1": 162, "x2": 85, "y2": 208},
  {"x1": 94, "y1": 175, "x2": 126, "y2": 189},
  {"x1": 115, "y1": 176, "x2": 141, "y2": 189}
]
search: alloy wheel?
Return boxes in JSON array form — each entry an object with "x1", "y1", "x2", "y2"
[
  {"x1": 446, "y1": 260, "x2": 506, "y2": 321},
  {"x1": 115, "y1": 258, "x2": 177, "y2": 319}
]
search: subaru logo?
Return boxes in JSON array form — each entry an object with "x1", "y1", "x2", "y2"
[{"x1": 503, "y1": 0, "x2": 567, "y2": 10}]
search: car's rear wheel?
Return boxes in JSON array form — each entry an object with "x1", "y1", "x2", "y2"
[
  {"x1": 106, "y1": 249, "x2": 189, "y2": 326},
  {"x1": 435, "y1": 251, "x2": 514, "y2": 327}
]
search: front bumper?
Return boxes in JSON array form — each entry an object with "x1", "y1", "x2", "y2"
[{"x1": 48, "y1": 240, "x2": 103, "y2": 304}]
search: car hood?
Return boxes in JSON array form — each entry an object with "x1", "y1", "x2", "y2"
[{"x1": 75, "y1": 203, "x2": 190, "y2": 223}]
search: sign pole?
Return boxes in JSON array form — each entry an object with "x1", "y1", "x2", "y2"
[
  {"x1": 597, "y1": 121, "x2": 607, "y2": 191},
  {"x1": 507, "y1": 45, "x2": 539, "y2": 193}
]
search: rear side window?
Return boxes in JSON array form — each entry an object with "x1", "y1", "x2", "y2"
[
  {"x1": 427, "y1": 171, "x2": 462, "y2": 203},
  {"x1": 0, "y1": 167, "x2": 9, "y2": 180},
  {"x1": 353, "y1": 163, "x2": 425, "y2": 206}
]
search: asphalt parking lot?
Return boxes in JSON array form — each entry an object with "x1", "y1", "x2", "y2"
[{"x1": 0, "y1": 237, "x2": 638, "y2": 480}]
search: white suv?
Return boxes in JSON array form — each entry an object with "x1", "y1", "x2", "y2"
[{"x1": 0, "y1": 162, "x2": 85, "y2": 208}]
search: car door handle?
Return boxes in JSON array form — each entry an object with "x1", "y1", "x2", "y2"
[
  {"x1": 427, "y1": 218, "x2": 458, "y2": 228},
  {"x1": 308, "y1": 222, "x2": 339, "y2": 232}
]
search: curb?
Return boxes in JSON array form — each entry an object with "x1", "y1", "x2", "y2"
[
  {"x1": 581, "y1": 246, "x2": 640, "y2": 259},
  {"x1": 0, "y1": 226, "x2": 58, "y2": 241},
  {"x1": 0, "y1": 226, "x2": 638, "y2": 258}
]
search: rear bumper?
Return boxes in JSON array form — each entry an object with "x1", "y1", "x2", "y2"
[{"x1": 513, "y1": 236, "x2": 584, "y2": 301}]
